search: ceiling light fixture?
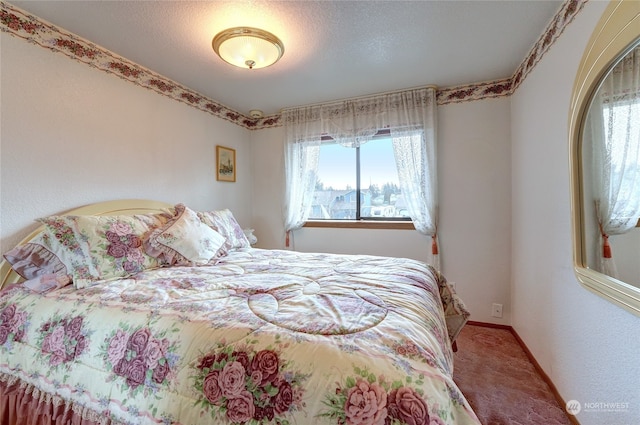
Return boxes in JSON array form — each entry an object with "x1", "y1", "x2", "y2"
[{"x1": 212, "y1": 27, "x2": 284, "y2": 70}]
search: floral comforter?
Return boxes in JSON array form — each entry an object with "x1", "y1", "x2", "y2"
[{"x1": 0, "y1": 248, "x2": 479, "y2": 425}]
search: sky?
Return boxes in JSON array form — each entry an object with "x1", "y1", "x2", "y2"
[{"x1": 316, "y1": 137, "x2": 400, "y2": 190}]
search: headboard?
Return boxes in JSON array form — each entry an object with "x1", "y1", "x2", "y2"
[{"x1": 0, "y1": 199, "x2": 174, "y2": 289}]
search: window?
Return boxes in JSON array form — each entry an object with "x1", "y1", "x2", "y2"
[
  {"x1": 309, "y1": 132, "x2": 410, "y2": 221},
  {"x1": 283, "y1": 87, "x2": 437, "y2": 246}
]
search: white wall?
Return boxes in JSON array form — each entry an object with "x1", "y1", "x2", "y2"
[
  {"x1": 251, "y1": 97, "x2": 512, "y2": 325},
  {"x1": 511, "y1": 1, "x2": 640, "y2": 424},
  {"x1": 0, "y1": 33, "x2": 253, "y2": 253}
]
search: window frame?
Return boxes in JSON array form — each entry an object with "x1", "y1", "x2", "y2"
[
  {"x1": 303, "y1": 220, "x2": 415, "y2": 230},
  {"x1": 306, "y1": 129, "x2": 413, "y2": 227}
]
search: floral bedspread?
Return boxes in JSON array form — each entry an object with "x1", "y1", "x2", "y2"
[{"x1": 0, "y1": 248, "x2": 479, "y2": 425}]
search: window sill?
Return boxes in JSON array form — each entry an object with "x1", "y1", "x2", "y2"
[{"x1": 303, "y1": 220, "x2": 415, "y2": 230}]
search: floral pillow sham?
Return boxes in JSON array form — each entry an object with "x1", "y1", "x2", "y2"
[
  {"x1": 196, "y1": 209, "x2": 250, "y2": 252},
  {"x1": 145, "y1": 204, "x2": 227, "y2": 266},
  {"x1": 2, "y1": 231, "x2": 68, "y2": 280},
  {"x1": 37, "y1": 212, "x2": 172, "y2": 288},
  {"x1": 6, "y1": 205, "x2": 250, "y2": 289}
]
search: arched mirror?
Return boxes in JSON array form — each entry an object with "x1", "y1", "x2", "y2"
[{"x1": 570, "y1": 0, "x2": 640, "y2": 316}]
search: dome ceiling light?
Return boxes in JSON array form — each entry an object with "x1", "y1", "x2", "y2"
[{"x1": 212, "y1": 27, "x2": 284, "y2": 70}]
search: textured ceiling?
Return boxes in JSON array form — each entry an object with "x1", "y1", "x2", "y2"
[{"x1": 9, "y1": 0, "x2": 564, "y2": 116}]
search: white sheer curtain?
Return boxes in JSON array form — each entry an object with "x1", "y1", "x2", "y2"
[
  {"x1": 588, "y1": 45, "x2": 640, "y2": 277},
  {"x1": 283, "y1": 108, "x2": 322, "y2": 247},
  {"x1": 319, "y1": 100, "x2": 385, "y2": 148},
  {"x1": 283, "y1": 87, "x2": 439, "y2": 268},
  {"x1": 389, "y1": 88, "x2": 439, "y2": 269}
]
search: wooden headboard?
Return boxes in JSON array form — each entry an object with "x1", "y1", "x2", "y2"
[{"x1": 0, "y1": 199, "x2": 174, "y2": 289}]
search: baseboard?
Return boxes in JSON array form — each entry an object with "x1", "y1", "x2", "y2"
[
  {"x1": 465, "y1": 321, "x2": 581, "y2": 425},
  {"x1": 467, "y1": 320, "x2": 511, "y2": 330}
]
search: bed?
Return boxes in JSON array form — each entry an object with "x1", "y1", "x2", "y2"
[{"x1": 0, "y1": 199, "x2": 479, "y2": 425}]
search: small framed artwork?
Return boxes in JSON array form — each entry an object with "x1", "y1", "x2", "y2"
[{"x1": 216, "y1": 145, "x2": 236, "y2": 182}]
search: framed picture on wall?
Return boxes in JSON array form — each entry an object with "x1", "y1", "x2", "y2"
[{"x1": 216, "y1": 145, "x2": 236, "y2": 182}]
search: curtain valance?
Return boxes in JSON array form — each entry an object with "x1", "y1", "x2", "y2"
[{"x1": 281, "y1": 87, "x2": 436, "y2": 147}]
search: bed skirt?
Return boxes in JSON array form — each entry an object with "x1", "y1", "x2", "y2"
[{"x1": 0, "y1": 373, "x2": 109, "y2": 425}]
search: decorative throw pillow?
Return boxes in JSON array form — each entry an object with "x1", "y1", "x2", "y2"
[
  {"x1": 145, "y1": 204, "x2": 226, "y2": 266},
  {"x1": 196, "y1": 209, "x2": 250, "y2": 252},
  {"x1": 3, "y1": 231, "x2": 68, "y2": 280},
  {"x1": 37, "y1": 212, "x2": 172, "y2": 288}
]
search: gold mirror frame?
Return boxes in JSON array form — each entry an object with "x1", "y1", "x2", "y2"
[{"x1": 569, "y1": 0, "x2": 640, "y2": 316}]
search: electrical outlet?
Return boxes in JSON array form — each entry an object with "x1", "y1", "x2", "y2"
[{"x1": 491, "y1": 303, "x2": 503, "y2": 318}]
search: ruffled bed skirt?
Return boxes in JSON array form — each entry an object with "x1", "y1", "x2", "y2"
[{"x1": 0, "y1": 373, "x2": 109, "y2": 425}]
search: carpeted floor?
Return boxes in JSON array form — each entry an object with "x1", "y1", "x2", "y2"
[{"x1": 453, "y1": 324, "x2": 573, "y2": 425}]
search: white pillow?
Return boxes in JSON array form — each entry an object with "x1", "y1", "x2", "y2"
[{"x1": 150, "y1": 204, "x2": 226, "y2": 265}]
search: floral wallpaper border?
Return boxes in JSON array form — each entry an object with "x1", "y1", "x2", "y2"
[
  {"x1": 0, "y1": 1, "x2": 276, "y2": 130},
  {"x1": 437, "y1": 0, "x2": 587, "y2": 105},
  {"x1": 1, "y1": 0, "x2": 586, "y2": 130}
]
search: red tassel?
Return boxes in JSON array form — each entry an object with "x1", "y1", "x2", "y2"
[
  {"x1": 431, "y1": 235, "x2": 438, "y2": 255},
  {"x1": 286, "y1": 231, "x2": 290, "y2": 248},
  {"x1": 602, "y1": 234, "x2": 612, "y2": 258}
]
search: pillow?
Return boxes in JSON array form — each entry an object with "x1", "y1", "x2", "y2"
[
  {"x1": 37, "y1": 212, "x2": 172, "y2": 288},
  {"x1": 145, "y1": 204, "x2": 226, "y2": 266},
  {"x1": 196, "y1": 209, "x2": 250, "y2": 251},
  {"x1": 3, "y1": 231, "x2": 68, "y2": 280}
]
